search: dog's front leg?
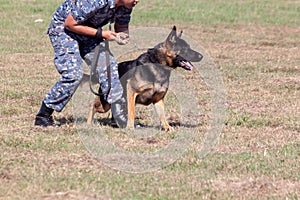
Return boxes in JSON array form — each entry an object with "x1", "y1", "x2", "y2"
[
  {"x1": 154, "y1": 99, "x2": 174, "y2": 131},
  {"x1": 87, "y1": 101, "x2": 96, "y2": 125},
  {"x1": 126, "y1": 82, "x2": 137, "y2": 129}
]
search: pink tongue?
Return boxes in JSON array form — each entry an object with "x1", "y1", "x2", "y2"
[{"x1": 181, "y1": 61, "x2": 194, "y2": 70}]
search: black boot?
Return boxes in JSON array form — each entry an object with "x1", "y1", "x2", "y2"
[
  {"x1": 111, "y1": 97, "x2": 127, "y2": 128},
  {"x1": 34, "y1": 101, "x2": 55, "y2": 127},
  {"x1": 110, "y1": 116, "x2": 118, "y2": 128}
]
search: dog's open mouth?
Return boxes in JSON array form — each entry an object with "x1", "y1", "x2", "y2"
[
  {"x1": 179, "y1": 60, "x2": 194, "y2": 71},
  {"x1": 174, "y1": 55, "x2": 194, "y2": 71}
]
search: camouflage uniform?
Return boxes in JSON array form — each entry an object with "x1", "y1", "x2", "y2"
[{"x1": 44, "y1": 0, "x2": 132, "y2": 112}]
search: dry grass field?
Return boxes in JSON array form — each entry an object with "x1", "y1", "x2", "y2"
[{"x1": 0, "y1": 0, "x2": 299, "y2": 199}]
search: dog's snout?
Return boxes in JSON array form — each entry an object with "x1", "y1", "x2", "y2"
[
  {"x1": 196, "y1": 53, "x2": 203, "y2": 62},
  {"x1": 189, "y1": 51, "x2": 203, "y2": 62}
]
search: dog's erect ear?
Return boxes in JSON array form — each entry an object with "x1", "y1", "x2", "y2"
[
  {"x1": 178, "y1": 30, "x2": 183, "y2": 38},
  {"x1": 164, "y1": 26, "x2": 177, "y2": 48},
  {"x1": 172, "y1": 26, "x2": 177, "y2": 32},
  {"x1": 167, "y1": 26, "x2": 177, "y2": 43}
]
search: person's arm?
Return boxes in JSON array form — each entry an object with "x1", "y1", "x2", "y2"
[
  {"x1": 64, "y1": 13, "x2": 117, "y2": 40},
  {"x1": 114, "y1": 23, "x2": 129, "y2": 34},
  {"x1": 114, "y1": 7, "x2": 132, "y2": 34}
]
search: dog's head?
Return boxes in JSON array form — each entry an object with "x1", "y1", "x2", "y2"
[{"x1": 161, "y1": 26, "x2": 203, "y2": 70}]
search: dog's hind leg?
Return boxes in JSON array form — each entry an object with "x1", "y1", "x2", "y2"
[
  {"x1": 87, "y1": 96, "x2": 111, "y2": 125},
  {"x1": 154, "y1": 99, "x2": 174, "y2": 131}
]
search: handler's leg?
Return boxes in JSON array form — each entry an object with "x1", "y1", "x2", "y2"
[
  {"x1": 35, "y1": 33, "x2": 83, "y2": 127},
  {"x1": 87, "y1": 43, "x2": 123, "y2": 104},
  {"x1": 84, "y1": 43, "x2": 126, "y2": 127}
]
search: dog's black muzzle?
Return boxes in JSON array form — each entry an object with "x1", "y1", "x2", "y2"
[
  {"x1": 174, "y1": 55, "x2": 194, "y2": 71},
  {"x1": 183, "y1": 49, "x2": 203, "y2": 62}
]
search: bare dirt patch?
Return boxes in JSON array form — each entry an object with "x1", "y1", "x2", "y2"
[
  {"x1": 211, "y1": 176, "x2": 300, "y2": 197},
  {"x1": 161, "y1": 24, "x2": 300, "y2": 158}
]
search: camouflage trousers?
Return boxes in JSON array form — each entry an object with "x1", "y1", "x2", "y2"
[{"x1": 44, "y1": 32, "x2": 123, "y2": 112}]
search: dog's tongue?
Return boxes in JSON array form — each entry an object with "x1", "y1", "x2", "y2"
[{"x1": 180, "y1": 60, "x2": 194, "y2": 70}]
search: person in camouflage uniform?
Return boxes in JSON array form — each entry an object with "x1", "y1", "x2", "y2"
[{"x1": 35, "y1": 0, "x2": 140, "y2": 127}]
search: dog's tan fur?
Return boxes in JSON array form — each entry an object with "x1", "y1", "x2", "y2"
[{"x1": 87, "y1": 97, "x2": 110, "y2": 125}]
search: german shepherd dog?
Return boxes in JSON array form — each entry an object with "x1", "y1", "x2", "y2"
[{"x1": 87, "y1": 26, "x2": 203, "y2": 130}]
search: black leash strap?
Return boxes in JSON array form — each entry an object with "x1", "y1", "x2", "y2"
[{"x1": 89, "y1": 25, "x2": 112, "y2": 96}]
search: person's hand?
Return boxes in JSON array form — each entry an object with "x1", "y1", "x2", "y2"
[
  {"x1": 102, "y1": 30, "x2": 118, "y2": 41},
  {"x1": 102, "y1": 31, "x2": 129, "y2": 45},
  {"x1": 114, "y1": 32, "x2": 129, "y2": 45}
]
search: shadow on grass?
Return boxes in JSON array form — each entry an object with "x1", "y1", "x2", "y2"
[{"x1": 55, "y1": 116, "x2": 199, "y2": 130}]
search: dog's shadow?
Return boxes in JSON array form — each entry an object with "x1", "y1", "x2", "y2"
[
  {"x1": 55, "y1": 116, "x2": 199, "y2": 130},
  {"x1": 55, "y1": 116, "x2": 111, "y2": 126},
  {"x1": 55, "y1": 116, "x2": 74, "y2": 126}
]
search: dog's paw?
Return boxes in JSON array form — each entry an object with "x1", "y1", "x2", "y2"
[
  {"x1": 125, "y1": 124, "x2": 135, "y2": 130},
  {"x1": 163, "y1": 125, "x2": 174, "y2": 132}
]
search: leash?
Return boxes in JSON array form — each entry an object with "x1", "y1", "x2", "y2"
[{"x1": 89, "y1": 24, "x2": 112, "y2": 96}]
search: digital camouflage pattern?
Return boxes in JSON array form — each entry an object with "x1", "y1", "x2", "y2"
[
  {"x1": 44, "y1": 0, "x2": 132, "y2": 111},
  {"x1": 84, "y1": 43, "x2": 123, "y2": 104}
]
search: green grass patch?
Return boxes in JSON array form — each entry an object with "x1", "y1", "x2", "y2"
[
  {"x1": 132, "y1": 0, "x2": 300, "y2": 26},
  {"x1": 1, "y1": 0, "x2": 300, "y2": 53},
  {"x1": 226, "y1": 109, "x2": 275, "y2": 128}
]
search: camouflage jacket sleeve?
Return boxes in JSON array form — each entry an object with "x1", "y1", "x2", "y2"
[
  {"x1": 115, "y1": 7, "x2": 133, "y2": 27},
  {"x1": 70, "y1": 0, "x2": 107, "y2": 24}
]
